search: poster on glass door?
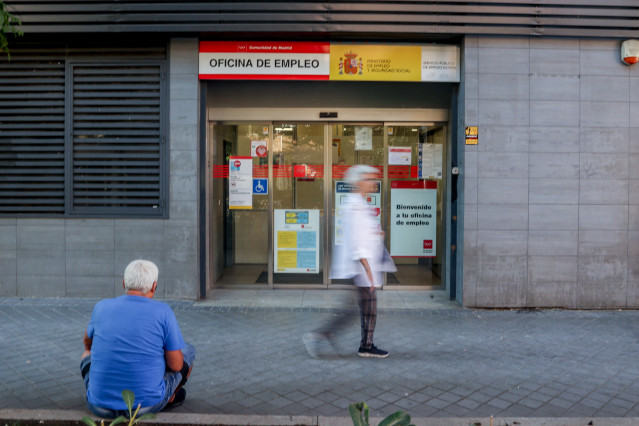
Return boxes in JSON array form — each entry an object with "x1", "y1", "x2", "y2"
[
  {"x1": 418, "y1": 143, "x2": 443, "y2": 179},
  {"x1": 229, "y1": 156, "x2": 253, "y2": 209},
  {"x1": 334, "y1": 181, "x2": 381, "y2": 246},
  {"x1": 274, "y1": 209, "x2": 319, "y2": 273},
  {"x1": 390, "y1": 181, "x2": 437, "y2": 257}
]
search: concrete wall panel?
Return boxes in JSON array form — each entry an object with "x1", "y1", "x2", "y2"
[
  {"x1": 476, "y1": 256, "x2": 527, "y2": 307},
  {"x1": 478, "y1": 204, "x2": 528, "y2": 231},
  {"x1": 529, "y1": 153, "x2": 579, "y2": 179},
  {"x1": 580, "y1": 128, "x2": 629, "y2": 154},
  {"x1": 529, "y1": 127, "x2": 579, "y2": 153},
  {"x1": 529, "y1": 205, "x2": 578, "y2": 230},
  {"x1": 577, "y1": 256, "x2": 627, "y2": 308},
  {"x1": 579, "y1": 179, "x2": 628, "y2": 205},
  {"x1": 528, "y1": 230, "x2": 578, "y2": 256},
  {"x1": 477, "y1": 178, "x2": 528, "y2": 204},
  {"x1": 480, "y1": 126, "x2": 529, "y2": 152},
  {"x1": 579, "y1": 230, "x2": 628, "y2": 257},
  {"x1": 478, "y1": 74, "x2": 529, "y2": 100},
  {"x1": 464, "y1": 36, "x2": 637, "y2": 308},
  {"x1": 530, "y1": 49, "x2": 579, "y2": 75},
  {"x1": 0, "y1": 250, "x2": 17, "y2": 296},
  {"x1": 530, "y1": 75, "x2": 579, "y2": 101},
  {"x1": 530, "y1": 101, "x2": 579, "y2": 127},
  {"x1": 529, "y1": 179, "x2": 579, "y2": 204},
  {"x1": 478, "y1": 152, "x2": 529, "y2": 178},
  {"x1": 478, "y1": 48, "x2": 529, "y2": 74}
]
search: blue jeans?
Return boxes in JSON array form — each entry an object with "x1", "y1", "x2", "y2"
[{"x1": 81, "y1": 343, "x2": 196, "y2": 418}]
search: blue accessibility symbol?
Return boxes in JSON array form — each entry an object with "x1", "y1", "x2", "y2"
[{"x1": 253, "y1": 178, "x2": 268, "y2": 194}]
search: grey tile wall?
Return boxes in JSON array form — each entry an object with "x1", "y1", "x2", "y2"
[
  {"x1": 4, "y1": 38, "x2": 201, "y2": 300},
  {"x1": 462, "y1": 36, "x2": 639, "y2": 308}
]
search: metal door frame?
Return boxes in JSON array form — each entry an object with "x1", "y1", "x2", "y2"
[{"x1": 207, "y1": 109, "x2": 449, "y2": 291}]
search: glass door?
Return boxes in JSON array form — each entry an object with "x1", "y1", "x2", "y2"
[
  {"x1": 272, "y1": 123, "x2": 326, "y2": 285},
  {"x1": 330, "y1": 123, "x2": 385, "y2": 286},
  {"x1": 212, "y1": 122, "x2": 270, "y2": 286},
  {"x1": 385, "y1": 124, "x2": 446, "y2": 287},
  {"x1": 210, "y1": 120, "x2": 447, "y2": 289}
]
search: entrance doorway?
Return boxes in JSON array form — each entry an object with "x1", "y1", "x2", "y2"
[{"x1": 208, "y1": 118, "x2": 447, "y2": 290}]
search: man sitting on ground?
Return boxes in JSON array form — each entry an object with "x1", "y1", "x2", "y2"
[{"x1": 80, "y1": 259, "x2": 195, "y2": 418}]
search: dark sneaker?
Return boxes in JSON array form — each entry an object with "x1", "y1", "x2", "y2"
[
  {"x1": 303, "y1": 332, "x2": 334, "y2": 358},
  {"x1": 358, "y1": 345, "x2": 389, "y2": 358},
  {"x1": 163, "y1": 388, "x2": 186, "y2": 410}
]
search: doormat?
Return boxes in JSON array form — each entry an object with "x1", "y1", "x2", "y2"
[
  {"x1": 256, "y1": 271, "x2": 400, "y2": 284},
  {"x1": 255, "y1": 271, "x2": 322, "y2": 284}
]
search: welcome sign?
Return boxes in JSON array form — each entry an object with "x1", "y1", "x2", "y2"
[{"x1": 199, "y1": 42, "x2": 459, "y2": 82}]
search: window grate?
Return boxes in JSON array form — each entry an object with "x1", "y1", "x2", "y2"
[
  {"x1": 0, "y1": 57, "x2": 66, "y2": 214},
  {"x1": 71, "y1": 63, "x2": 165, "y2": 215}
]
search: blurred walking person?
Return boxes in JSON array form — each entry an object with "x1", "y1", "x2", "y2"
[{"x1": 304, "y1": 165, "x2": 395, "y2": 358}]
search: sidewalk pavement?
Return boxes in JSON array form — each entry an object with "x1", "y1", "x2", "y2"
[{"x1": 2, "y1": 289, "x2": 639, "y2": 425}]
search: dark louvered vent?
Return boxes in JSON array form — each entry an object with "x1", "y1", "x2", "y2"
[
  {"x1": 71, "y1": 63, "x2": 165, "y2": 215},
  {"x1": 0, "y1": 54, "x2": 66, "y2": 214},
  {"x1": 5, "y1": 1, "x2": 639, "y2": 38}
]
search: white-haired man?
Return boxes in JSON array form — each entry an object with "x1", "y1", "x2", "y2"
[
  {"x1": 80, "y1": 259, "x2": 195, "y2": 418},
  {"x1": 304, "y1": 164, "x2": 395, "y2": 358}
]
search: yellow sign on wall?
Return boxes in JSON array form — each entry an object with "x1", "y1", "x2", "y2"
[
  {"x1": 330, "y1": 44, "x2": 422, "y2": 82},
  {"x1": 465, "y1": 126, "x2": 478, "y2": 145}
]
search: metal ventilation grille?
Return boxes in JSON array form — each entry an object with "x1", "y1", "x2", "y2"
[
  {"x1": 71, "y1": 63, "x2": 165, "y2": 215},
  {"x1": 6, "y1": 1, "x2": 639, "y2": 38},
  {"x1": 0, "y1": 54, "x2": 66, "y2": 214}
]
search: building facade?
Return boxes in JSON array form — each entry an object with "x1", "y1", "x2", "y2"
[{"x1": 1, "y1": 1, "x2": 638, "y2": 307}]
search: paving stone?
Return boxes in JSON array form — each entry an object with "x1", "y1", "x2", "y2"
[
  {"x1": 487, "y1": 398, "x2": 512, "y2": 410},
  {"x1": 3, "y1": 298, "x2": 639, "y2": 420}
]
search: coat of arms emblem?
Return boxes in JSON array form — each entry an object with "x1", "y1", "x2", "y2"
[{"x1": 339, "y1": 51, "x2": 363, "y2": 75}]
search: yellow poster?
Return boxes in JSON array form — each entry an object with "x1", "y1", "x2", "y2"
[
  {"x1": 277, "y1": 231, "x2": 297, "y2": 248},
  {"x1": 277, "y1": 251, "x2": 297, "y2": 269},
  {"x1": 330, "y1": 44, "x2": 421, "y2": 82}
]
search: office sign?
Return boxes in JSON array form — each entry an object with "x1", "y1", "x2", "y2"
[
  {"x1": 199, "y1": 41, "x2": 330, "y2": 80},
  {"x1": 199, "y1": 42, "x2": 459, "y2": 82},
  {"x1": 331, "y1": 44, "x2": 460, "y2": 82},
  {"x1": 390, "y1": 181, "x2": 437, "y2": 257}
]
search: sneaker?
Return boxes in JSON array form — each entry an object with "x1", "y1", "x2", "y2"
[
  {"x1": 163, "y1": 388, "x2": 186, "y2": 410},
  {"x1": 357, "y1": 345, "x2": 389, "y2": 358},
  {"x1": 303, "y1": 332, "x2": 326, "y2": 358}
]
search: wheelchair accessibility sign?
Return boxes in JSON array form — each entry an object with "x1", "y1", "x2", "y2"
[{"x1": 253, "y1": 178, "x2": 268, "y2": 195}]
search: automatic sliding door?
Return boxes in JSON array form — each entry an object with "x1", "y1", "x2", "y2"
[
  {"x1": 272, "y1": 123, "x2": 325, "y2": 285},
  {"x1": 330, "y1": 123, "x2": 385, "y2": 286}
]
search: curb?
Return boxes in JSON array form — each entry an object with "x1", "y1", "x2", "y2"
[{"x1": 3, "y1": 410, "x2": 639, "y2": 426}]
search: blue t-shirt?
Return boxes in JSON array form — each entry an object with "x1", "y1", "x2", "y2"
[{"x1": 86, "y1": 295, "x2": 185, "y2": 410}]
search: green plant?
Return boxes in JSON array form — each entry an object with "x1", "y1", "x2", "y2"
[
  {"x1": 349, "y1": 402, "x2": 414, "y2": 426},
  {"x1": 82, "y1": 390, "x2": 155, "y2": 426},
  {"x1": 0, "y1": 1, "x2": 23, "y2": 60}
]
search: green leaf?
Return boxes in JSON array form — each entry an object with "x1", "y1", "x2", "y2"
[
  {"x1": 132, "y1": 412, "x2": 156, "y2": 424},
  {"x1": 378, "y1": 411, "x2": 412, "y2": 426},
  {"x1": 121, "y1": 390, "x2": 135, "y2": 413},
  {"x1": 348, "y1": 402, "x2": 369, "y2": 426},
  {"x1": 81, "y1": 417, "x2": 98, "y2": 426},
  {"x1": 360, "y1": 402, "x2": 369, "y2": 425},
  {"x1": 108, "y1": 416, "x2": 128, "y2": 426},
  {"x1": 379, "y1": 411, "x2": 410, "y2": 426}
]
